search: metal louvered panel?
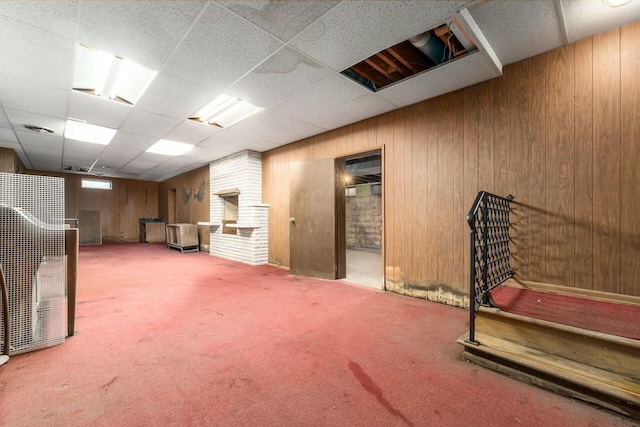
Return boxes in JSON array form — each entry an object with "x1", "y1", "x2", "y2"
[{"x1": 0, "y1": 173, "x2": 65, "y2": 355}]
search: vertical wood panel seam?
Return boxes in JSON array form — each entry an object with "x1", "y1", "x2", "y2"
[
  {"x1": 618, "y1": 30, "x2": 622, "y2": 294},
  {"x1": 543, "y1": 52, "x2": 548, "y2": 283},
  {"x1": 591, "y1": 38, "x2": 595, "y2": 292}
]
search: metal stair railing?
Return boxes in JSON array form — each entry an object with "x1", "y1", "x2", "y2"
[{"x1": 466, "y1": 191, "x2": 514, "y2": 344}]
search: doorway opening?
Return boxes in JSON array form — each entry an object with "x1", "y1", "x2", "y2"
[{"x1": 340, "y1": 150, "x2": 383, "y2": 290}]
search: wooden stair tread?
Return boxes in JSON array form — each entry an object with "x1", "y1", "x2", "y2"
[
  {"x1": 462, "y1": 333, "x2": 640, "y2": 402},
  {"x1": 475, "y1": 307, "x2": 640, "y2": 380}
]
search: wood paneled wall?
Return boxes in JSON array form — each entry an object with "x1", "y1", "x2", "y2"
[
  {"x1": 158, "y1": 165, "x2": 210, "y2": 252},
  {"x1": 0, "y1": 147, "x2": 23, "y2": 173},
  {"x1": 27, "y1": 170, "x2": 159, "y2": 242},
  {"x1": 262, "y1": 21, "x2": 640, "y2": 303}
]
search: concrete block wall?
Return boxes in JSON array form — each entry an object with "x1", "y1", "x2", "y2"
[
  {"x1": 209, "y1": 150, "x2": 268, "y2": 265},
  {"x1": 346, "y1": 183, "x2": 382, "y2": 250}
]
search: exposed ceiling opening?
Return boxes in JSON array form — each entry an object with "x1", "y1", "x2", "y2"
[
  {"x1": 341, "y1": 16, "x2": 477, "y2": 92},
  {"x1": 63, "y1": 165, "x2": 90, "y2": 173},
  {"x1": 346, "y1": 154, "x2": 381, "y2": 185}
]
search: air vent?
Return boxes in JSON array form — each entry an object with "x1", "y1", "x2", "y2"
[
  {"x1": 341, "y1": 17, "x2": 478, "y2": 92},
  {"x1": 23, "y1": 124, "x2": 54, "y2": 134}
]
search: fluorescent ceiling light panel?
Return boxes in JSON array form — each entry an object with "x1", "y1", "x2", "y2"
[
  {"x1": 64, "y1": 119, "x2": 117, "y2": 145},
  {"x1": 146, "y1": 139, "x2": 194, "y2": 156},
  {"x1": 73, "y1": 45, "x2": 157, "y2": 105},
  {"x1": 190, "y1": 94, "x2": 264, "y2": 128}
]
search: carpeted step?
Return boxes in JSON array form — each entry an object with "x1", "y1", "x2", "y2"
[
  {"x1": 458, "y1": 307, "x2": 640, "y2": 420},
  {"x1": 491, "y1": 280, "x2": 640, "y2": 340}
]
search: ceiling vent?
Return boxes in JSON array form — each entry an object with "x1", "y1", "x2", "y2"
[
  {"x1": 341, "y1": 11, "x2": 490, "y2": 92},
  {"x1": 23, "y1": 124, "x2": 54, "y2": 134}
]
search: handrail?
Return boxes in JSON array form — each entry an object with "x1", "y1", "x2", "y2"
[{"x1": 467, "y1": 191, "x2": 514, "y2": 344}]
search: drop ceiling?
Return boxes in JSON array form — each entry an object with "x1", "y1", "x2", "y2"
[{"x1": 0, "y1": 0, "x2": 638, "y2": 182}]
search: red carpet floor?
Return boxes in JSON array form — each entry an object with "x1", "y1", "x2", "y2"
[
  {"x1": 491, "y1": 286, "x2": 640, "y2": 340},
  {"x1": 0, "y1": 244, "x2": 633, "y2": 426}
]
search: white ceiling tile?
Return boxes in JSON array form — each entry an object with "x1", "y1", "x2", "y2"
[
  {"x1": 78, "y1": 1, "x2": 207, "y2": 69},
  {"x1": 0, "y1": 76, "x2": 69, "y2": 119},
  {"x1": 136, "y1": 73, "x2": 212, "y2": 120},
  {"x1": 0, "y1": 16, "x2": 74, "y2": 90},
  {"x1": 191, "y1": 146, "x2": 235, "y2": 162},
  {"x1": 118, "y1": 165, "x2": 148, "y2": 174},
  {"x1": 23, "y1": 143, "x2": 63, "y2": 159},
  {"x1": 163, "y1": 2, "x2": 282, "y2": 89},
  {"x1": 64, "y1": 139, "x2": 106, "y2": 156},
  {"x1": 125, "y1": 159, "x2": 161, "y2": 169},
  {"x1": 119, "y1": 110, "x2": 182, "y2": 139},
  {"x1": 163, "y1": 120, "x2": 223, "y2": 145},
  {"x1": 228, "y1": 138, "x2": 280, "y2": 153},
  {"x1": 377, "y1": 51, "x2": 502, "y2": 108},
  {"x1": 307, "y1": 94, "x2": 398, "y2": 131},
  {"x1": 155, "y1": 155, "x2": 199, "y2": 168},
  {"x1": 135, "y1": 173, "x2": 164, "y2": 182},
  {"x1": 178, "y1": 145, "x2": 218, "y2": 161},
  {"x1": 223, "y1": 110, "x2": 291, "y2": 139},
  {"x1": 270, "y1": 73, "x2": 370, "y2": 121},
  {"x1": 470, "y1": 1, "x2": 564, "y2": 66},
  {"x1": 157, "y1": 162, "x2": 211, "y2": 181},
  {"x1": 62, "y1": 149, "x2": 100, "y2": 164},
  {"x1": 98, "y1": 146, "x2": 144, "y2": 166},
  {"x1": 15, "y1": 130, "x2": 63, "y2": 149},
  {"x1": 5, "y1": 109, "x2": 66, "y2": 135},
  {"x1": 107, "y1": 131, "x2": 157, "y2": 151},
  {"x1": 226, "y1": 47, "x2": 334, "y2": 108},
  {"x1": 100, "y1": 146, "x2": 144, "y2": 159},
  {"x1": 561, "y1": 0, "x2": 640, "y2": 44},
  {"x1": 129, "y1": 151, "x2": 169, "y2": 164},
  {"x1": 290, "y1": 0, "x2": 469, "y2": 71},
  {"x1": 199, "y1": 131, "x2": 257, "y2": 152},
  {"x1": 28, "y1": 155, "x2": 63, "y2": 172},
  {"x1": 0, "y1": 1, "x2": 79, "y2": 39},
  {"x1": 225, "y1": 109, "x2": 325, "y2": 144},
  {"x1": 0, "y1": 127, "x2": 18, "y2": 144},
  {"x1": 144, "y1": 163, "x2": 182, "y2": 176},
  {"x1": 67, "y1": 91, "x2": 132, "y2": 129},
  {"x1": 27, "y1": 153, "x2": 63, "y2": 163},
  {"x1": 218, "y1": 1, "x2": 341, "y2": 42},
  {"x1": 0, "y1": 109, "x2": 10, "y2": 128}
]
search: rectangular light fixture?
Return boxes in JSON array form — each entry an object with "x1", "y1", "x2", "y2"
[
  {"x1": 64, "y1": 119, "x2": 117, "y2": 145},
  {"x1": 146, "y1": 139, "x2": 194, "y2": 156},
  {"x1": 73, "y1": 44, "x2": 157, "y2": 105},
  {"x1": 190, "y1": 94, "x2": 264, "y2": 128}
]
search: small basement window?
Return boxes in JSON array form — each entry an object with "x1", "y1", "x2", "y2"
[
  {"x1": 82, "y1": 178, "x2": 112, "y2": 190},
  {"x1": 346, "y1": 187, "x2": 356, "y2": 197}
]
